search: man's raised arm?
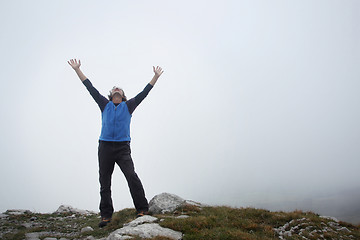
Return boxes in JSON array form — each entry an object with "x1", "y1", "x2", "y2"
[
  {"x1": 68, "y1": 59, "x2": 87, "y2": 82},
  {"x1": 149, "y1": 66, "x2": 164, "y2": 86},
  {"x1": 67, "y1": 58, "x2": 108, "y2": 111},
  {"x1": 126, "y1": 66, "x2": 164, "y2": 114}
]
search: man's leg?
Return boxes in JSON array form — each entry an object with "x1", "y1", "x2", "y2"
[
  {"x1": 115, "y1": 143, "x2": 149, "y2": 213},
  {"x1": 98, "y1": 141, "x2": 116, "y2": 219}
]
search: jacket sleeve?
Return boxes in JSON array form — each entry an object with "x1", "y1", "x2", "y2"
[
  {"x1": 126, "y1": 83, "x2": 153, "y2": 114},
  {"x1": 83, "y1": 79, "x2": 109, "y2": 112}
]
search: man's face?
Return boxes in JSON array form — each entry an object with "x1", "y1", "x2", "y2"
[{"x1": 111, "y1": 86, "x2": 124, "y2": 97}]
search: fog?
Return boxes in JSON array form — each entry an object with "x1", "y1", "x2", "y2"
[{"x1": 0, "y1": 0, "x2": 359, "y2": 224}]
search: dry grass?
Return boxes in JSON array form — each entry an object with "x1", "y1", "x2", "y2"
[
  {"x1": 1, "y1": 206, "x2": 359, "y2": 240},
  {"x1": 158, "y1": 206, "x2": 360, "y2": 240}
]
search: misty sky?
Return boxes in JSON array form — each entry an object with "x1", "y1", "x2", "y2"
[{"x1": 0, "y1": 0, "x2": 359, "y2": 217}]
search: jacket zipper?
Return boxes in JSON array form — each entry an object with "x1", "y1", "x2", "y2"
[{"x1": 113, "y1": 103, "x2": 117, "y2": 139}]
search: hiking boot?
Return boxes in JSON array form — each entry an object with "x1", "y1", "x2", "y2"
[
  {"x1": 98, "y1": 217, "x2": 111, "y2": 228},
  {"x1": 136, "y1": 211, "x2": 149, "y2": 218}
]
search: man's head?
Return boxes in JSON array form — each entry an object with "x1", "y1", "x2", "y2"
[{"x1": 108, "y1": 86, "x2": 127, "y2": 102}]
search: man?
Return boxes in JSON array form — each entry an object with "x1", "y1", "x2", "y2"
[{"x1": 68, "y1": 59, "x2": 164, "y2": 227}]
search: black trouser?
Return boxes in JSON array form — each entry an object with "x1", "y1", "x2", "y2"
[{"x1": 98, "y1": 140, "x2": 148, "y2": 218}]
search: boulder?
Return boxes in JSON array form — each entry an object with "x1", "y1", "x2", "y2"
[
  {"x1": 149, "y1": 192, "x2": 204, "y2": 214},
  {"x1": 148, "y1": 193, "x2": 185, "y2": 214}
]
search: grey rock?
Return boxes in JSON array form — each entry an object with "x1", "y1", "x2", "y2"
[
  {"x1": 107, "y1": 235, "x2": 133, "y2": 240},
  {"x1": 320, "y1": 216, "x2": 339, "y2": 222},
  {"x1": 81, "y1": 226, "x2": 94, "y2": 233},
  {"x1": 109, "y1": 223, "x2": 182, "y2": 240},
  {"x1": 107, "y1": 214, "x2": 182, "y2": 240},
  {"x1": 43, "y1": 238, "x2": 57, "y2": 240},
  {"x1": 26, "y1": 237, "x2": 41, "y2": 240},
  {"x1": 176, "y1": 215, "x2": 190, "y2": 219},
  {"x1": 123, "y1": 215, "x2": 157, "y2": 227},
  {"x1": 25, "y1": 232, "x2": 52, "y2": 239},
  {"x1": 185, "y1": 199, "x2": 205, "y2": 207},
  {"x1": 338, "y1": 227, "x2": 351, "y2": 232},
  {"x1": 0, "y1": 213, "x2": 8, "y2": 218},
  {"x1": 54, "y1": 205, "x2": 96, "y2": 215},
  {"x1": 148, "y1": 193, "x2": 205, "y2": 215},
  {"x1": 149, "y1": 193, "x2": 185, "y2": 214},
  {"x1": 22, "y1": 222, "x2": 33, "y2": 228},
  {"x1": 26, "y1": 232, "x2": 41, "y2": 239},
  {"x1": 6, "y1": 209, "x2": 31, "y2": 215},
  {"x1": 83, "y1": 236, "x2": 96, "y2": 240}
]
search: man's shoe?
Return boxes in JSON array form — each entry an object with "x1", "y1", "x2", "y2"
[
  {"x1": 136, "y1": 211, "x2": 149, "y2": 218},
  {"x1": 98, "y1": 217, "x2": 111, "y2": 228}
]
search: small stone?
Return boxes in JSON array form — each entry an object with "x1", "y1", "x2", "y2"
[
  {"x1": 22, "y1": 222, "x2": 33, "y2": 228},
  {"x1": 176, "y1": 215, "x2": 189, "y2": 219},
  {"x1": 26, "y1": 232, "x2": 52, "y2": 239},
  {"x1": 26, "y1": 232, "x2": 40, "y2": 239},
  {"x1": 338, "y1": 227, "x2": 351, "y2": 232},
  {"x1": 81, "y1": 226, "x2": 94, "y2": 233}
]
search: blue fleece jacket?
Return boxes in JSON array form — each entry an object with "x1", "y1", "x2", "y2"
[{"x1": 83, "y1": 79, "x2": 153, "y2": 142}]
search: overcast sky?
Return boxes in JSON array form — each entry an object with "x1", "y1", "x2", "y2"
[{"x1": 0, "y1": 0, "x2": 359, "y2": 219}]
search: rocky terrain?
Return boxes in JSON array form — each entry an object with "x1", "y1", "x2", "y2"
[{"x1": 1, "y1": 193, "x2": 359, "y2": 240}]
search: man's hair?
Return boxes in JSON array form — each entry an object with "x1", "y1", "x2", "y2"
[{"x1": 108, "y1": 89, "x2": 127, "y2": 102}]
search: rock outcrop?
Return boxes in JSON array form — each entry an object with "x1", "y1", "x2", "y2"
[
  {"x1": 6, "y1": 209, "x2": 31, "y2": 215},
  {"x1": 55, "y1": 205, "x2": 96, "y2": 215},
  {"x1": 274, "y1": 216, "x2": 354, "y2": 239},
  {"x1": 104, "y1": 192, "x2": 204, "y2": 239},
  {"x1": 107, "y1": 215, "x2": 182, "y2": 240}
]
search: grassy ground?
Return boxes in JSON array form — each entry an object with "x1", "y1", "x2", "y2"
[
  {"x1": 1, "y1": 205, "x2": 359, "y2": 240},
  {"x1": 158, "y1": 204, "x2": 360, "y2": 240}
]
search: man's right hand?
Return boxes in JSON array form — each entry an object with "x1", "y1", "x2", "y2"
[
  {"x1": 68, "y1": 59, "x2": 87, "y2": 82},
  {"x1": 68, "y1": 59, "x2": 81, "y2": 70}
]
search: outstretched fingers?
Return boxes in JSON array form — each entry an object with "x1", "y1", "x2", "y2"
[
  {"x1": 68, "y1": 59, "x2": 81, "y2": 69},
  {"x1": 153, "y1": 66, "x2": 164, "y2": 76}
]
